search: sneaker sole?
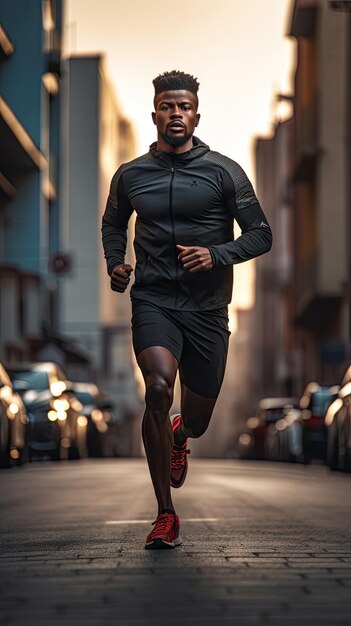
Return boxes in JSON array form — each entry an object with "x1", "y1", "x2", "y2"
[
  {"x1": 170, "y1": 462, "x2": 188, "y2": 488},
  {"x1": 145, "y1": 535, "x2": 182, "y2": 550}
]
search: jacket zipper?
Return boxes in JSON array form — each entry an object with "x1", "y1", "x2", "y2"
[{"x1": 168, "y1": 159, "x2": 178, "y2": 307}]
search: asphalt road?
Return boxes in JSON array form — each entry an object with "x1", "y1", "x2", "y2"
[{"x1": 1, "y1": 458, "x2": 351, "y2": 626}]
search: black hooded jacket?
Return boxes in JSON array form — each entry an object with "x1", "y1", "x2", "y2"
[{"x1": 101, "y1": 137, "x2": 272, "y2": 311}]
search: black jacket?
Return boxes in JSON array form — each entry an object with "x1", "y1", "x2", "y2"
[{"x1": 102, "y1": 137, "x2": 272, "y2": 311}]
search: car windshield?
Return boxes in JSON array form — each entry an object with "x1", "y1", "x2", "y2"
[
  {"x1": 75, "y1": 391, "x2": 95, "y2": 405},
  {"x1": 311, "y1": 389, "x2": 332, "y2": 417},
  {"x1": 8, "y1": 370, "x2": 50, "y2": 391}
]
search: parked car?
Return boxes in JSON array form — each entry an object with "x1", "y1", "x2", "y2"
[
  {"x1": 325, "y1": 365, "x2": 351, "y2": 472},
  {"x1": 258, "y1": 397, "x2": 299, "y2": 461},
  {"x1": 299, "y1": 382, "x2": 338, "y2": 464},
  {"x1": 0, "y1": 362, "x2": 29, "y2": 468},
  {"x1": 265, "y1": 405, "x2": 303, "y2": 463},
  {"x1": 235, "y1": 398, "x2": 298, "y2": 461},
  {"x1": 71, "y1": 382, "x2": 119, "y2": 457},
  {"x1": 7, "y1": 362, "x2": 88, "y2": 461}
]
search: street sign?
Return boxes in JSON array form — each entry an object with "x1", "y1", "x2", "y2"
[{"x1": 49, "y1": 252, "x2": 72, "y2": 274}]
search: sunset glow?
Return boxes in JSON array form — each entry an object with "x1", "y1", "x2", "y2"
[{"x1": 65, "y1": 0, "x2": 295, "y2": 176}]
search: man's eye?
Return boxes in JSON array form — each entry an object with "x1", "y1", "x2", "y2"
[{"x1": 160, "y1": 105, "x2": 169, "y2": 111}]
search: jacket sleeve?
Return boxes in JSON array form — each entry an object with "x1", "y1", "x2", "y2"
[
  {"x1": 208, "y1": 163, "x2": 272, "y2": 266},
  {"x1": 101, "y1": 166, "x2": 134, "y2": 276}
]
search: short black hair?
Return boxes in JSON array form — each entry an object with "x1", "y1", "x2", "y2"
[{"x1": 153, "y1": 70, "x2": 199, "y2": 107}]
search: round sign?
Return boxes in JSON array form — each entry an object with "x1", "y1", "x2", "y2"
[{"x1": 49, "y1": 252, "x2": 72, "y2": 274}]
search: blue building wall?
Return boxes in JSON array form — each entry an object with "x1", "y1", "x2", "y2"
[
  {"x1": 0, "y1": 0, "x2": 44, "y2": 145},
  {"x1": 4, "y1": 176, "x2": 41, "y2": 269},
  {"x1": 0, "y1": 0, "x2": 63, "y2": 279}
]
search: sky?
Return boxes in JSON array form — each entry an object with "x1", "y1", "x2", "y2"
[
  {"x1": 64, "y1": 0, "x2": 296, "y2": 322},
  {"x1": 65, "y1": 0, "x2": 295, "y2": 179}
]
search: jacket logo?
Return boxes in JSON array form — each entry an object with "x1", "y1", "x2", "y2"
[
  {"x1": 191, "y1": 180, "x2": 199, "y2": 187},
  {"x1": 260, "y1": 221, "x2": 269, "y2": 228}
]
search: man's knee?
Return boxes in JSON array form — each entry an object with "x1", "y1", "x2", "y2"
[{"x1": 145, "y1": 374, "x2": 173, "y2": 415}]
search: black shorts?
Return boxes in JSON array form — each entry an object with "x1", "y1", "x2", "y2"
[{"x1": 131, "y1": 299, "x2": 230, "y2": 399}]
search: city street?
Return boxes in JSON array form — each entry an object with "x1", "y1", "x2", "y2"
[{"x1": 0, "y1": 459, "x2": 350, "y2": 626}]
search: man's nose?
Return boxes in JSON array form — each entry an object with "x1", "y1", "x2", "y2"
[{"x1": 170, "y1": 107, "x2": 182, "y2": 117}]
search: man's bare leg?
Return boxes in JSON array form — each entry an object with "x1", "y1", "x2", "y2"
[
  {"x1": 173, "y1": 384, "x2": 217, "y2": 447},
  {"x1": 137, "y1": 346, "x2": 178, "y2": 514}
]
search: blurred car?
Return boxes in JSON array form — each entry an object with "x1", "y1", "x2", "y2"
[
  {"x1": 299, "y1": 382, "x2": 338, "y2": 464},
  {"x1": 325, "y1": 365, "x2": 351, "y2": 472},
  {"x1": 71, "y1": 382, "x2": 115, "y2": 457},
  {"x1": 257, "y1": 397, "x2": 299, "y2": 461},
  {"x1": 7, "y1": 362, "x2": 88, "y2": 461},
  {"x1": 265, "y1": 405, "x2": 303, "y2": 463},
  {"x1": 235, "y1": 397, "x2": 298, "y2": 461},
  {"x1": 0, "y1": 362, "x2": 29, "y2": 468}
]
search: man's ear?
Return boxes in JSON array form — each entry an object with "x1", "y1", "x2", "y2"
[
  {"x1": 195, "y1": 113, "x2": 200, "y2": 127},
  {"x1": 151, "y1": 112, "x2": 157, "y2": 126}
]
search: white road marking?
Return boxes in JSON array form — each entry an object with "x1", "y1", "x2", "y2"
[{"x1": 105, "y1": 518, "x2": 218, "y2": 525}]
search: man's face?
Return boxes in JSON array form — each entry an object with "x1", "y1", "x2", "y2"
[{"x1": 152, "y1": 90, "x2": 200, "y2": 149}]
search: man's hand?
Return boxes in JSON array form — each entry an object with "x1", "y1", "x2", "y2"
[
  {"x1": 176, "y1": 245, "x2": 213, "y2": 272},
  {"x1": 110, "y1": 264, "x2": 133, "y2": 292}
]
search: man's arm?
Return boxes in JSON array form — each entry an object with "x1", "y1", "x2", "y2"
[
  {"x1": 208, "y1": 162, "x2": 272, "y2": 266},
  {"x1": 101, "y1": 166, "x2": 134, "y2": 290}
]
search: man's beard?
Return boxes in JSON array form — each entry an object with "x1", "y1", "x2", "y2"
[{"x1": 160, "y1": 130, "x2": 193, "y2": 148}]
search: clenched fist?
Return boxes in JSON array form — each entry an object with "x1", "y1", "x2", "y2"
[
  {"x1": 176, "y1": 245, "x2": 213, "y2": 272},
  {"x1": 110, "y1": 264, "x2": 133, "y2": 292}
]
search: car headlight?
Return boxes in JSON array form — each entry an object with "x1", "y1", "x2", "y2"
[
  {"x1": 52, "y1": 398, "x2": 70, "y2": 412},
  {"x1": 50, "y1": 381, "x2": 67, "y2": 397},
  {"x1": 91, "y1": 409, "x2": 103, "y2": 422}
]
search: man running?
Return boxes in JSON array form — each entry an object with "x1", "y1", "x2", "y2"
[{"x1": 102, "y1": 71, "x2": 272, "y2": 550}]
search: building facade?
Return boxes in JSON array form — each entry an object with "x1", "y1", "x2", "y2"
[
  {"x1": 290, "y1": 0, "x2": 350, "y2": 385},
  {"x1": 0, "y1": 0, "x2": 63, "y2": 361},
  {"x1": 255, "y1": 119, "x2": 298, "y2": 398},
  {"x1": 254, "y1": 0, "x2": 350, "y2": 400}
]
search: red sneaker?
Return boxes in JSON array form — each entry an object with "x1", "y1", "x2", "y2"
[
  {"x1": 145, "y1": 511, "x2": 182, "y2": 550},
  {"x1": 170, "y1": 414, "x2": 190, "y2": 488}
]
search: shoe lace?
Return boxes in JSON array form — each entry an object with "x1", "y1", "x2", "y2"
[
  {"x1": 149, "y1": 513, "x2": 175, "y2": 538},
  {"x1": 171, "y1": 446, "x2": 190, "y2": 470}
]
